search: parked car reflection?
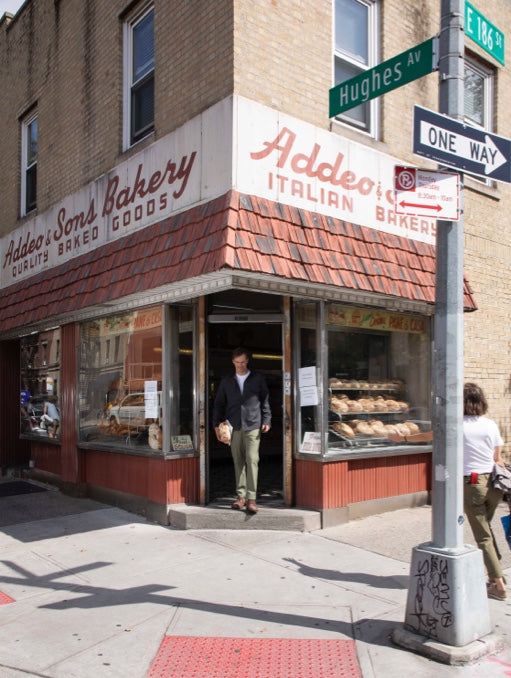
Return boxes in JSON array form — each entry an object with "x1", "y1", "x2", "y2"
[{"x1": 107, "y1": 392, "x2": 160, "y2": 427}]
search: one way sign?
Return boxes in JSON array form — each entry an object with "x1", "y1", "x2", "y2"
[{"x1": 413, "y1": 105, "x2": 511, "y2": 183}]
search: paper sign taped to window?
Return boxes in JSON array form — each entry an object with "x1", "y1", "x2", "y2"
[
  {"x1": 300, "y1": 431, "x2": 321, "y2": 454},
  {"x1": 300, "y1": 386, "x2": 318, "y2": 407},
  {"x1": 171, "y1": 435, "x2": 193, "y2": 451}
]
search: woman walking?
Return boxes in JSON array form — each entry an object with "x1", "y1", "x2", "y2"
[{"x1": 463, "y1": 382, "x2": 507, "y2": 601}]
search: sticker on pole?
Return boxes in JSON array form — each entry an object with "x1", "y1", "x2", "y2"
[{"x1": 394, "y1": 166, "x2": 460, "y2": 220}]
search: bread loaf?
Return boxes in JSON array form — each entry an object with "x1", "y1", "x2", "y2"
[
  {"x1": 148, "y1": 423, "x2": 162, "y2": 450},
  {"x1": 354, "y1": 422, "x2": 373, "y2": 436},
  {"x1": 217, "y1": 421, "x2": 231, "y2": 444},
  {"x1": 395, "y1": 423, "x2": 411, "y2": 436}
]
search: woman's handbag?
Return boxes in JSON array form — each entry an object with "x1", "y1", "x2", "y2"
[{"x1": 491, "y1": 462, "x2": 511, "y2": 492}]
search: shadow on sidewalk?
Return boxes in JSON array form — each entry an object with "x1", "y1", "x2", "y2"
[
  {"x1": 0, "y1": 557, "x2": 400, "y2": 649},
  {"x1": 283, "y1": 557, "x2": 409, "y2": 590}
]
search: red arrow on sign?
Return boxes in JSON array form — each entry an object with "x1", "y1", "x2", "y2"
[{"x1": 398, "y1": 200, "x2": 443, "y2": 212}]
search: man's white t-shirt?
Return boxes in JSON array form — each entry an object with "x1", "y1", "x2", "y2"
[
  {"x1": 463, "y1": 415, "x2": 503, "y2": 475},
  {"x1": 235, "y1": 371, "x2": 250, "y2": 394}
]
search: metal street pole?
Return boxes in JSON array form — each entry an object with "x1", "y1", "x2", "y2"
[
  {"x1": 394, "y1": 0, "x2": 496, "y2": 656},
  {"x1": 433, "y1": 0, "x2": 465, "y2": 554}
]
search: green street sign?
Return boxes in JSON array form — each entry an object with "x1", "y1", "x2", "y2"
[
  {"x1": 329, "y1": 37, "x2": 438, "y2": 118},
  {"x1": 465, "y1": 2, "x2": 505, "y2": 66}
]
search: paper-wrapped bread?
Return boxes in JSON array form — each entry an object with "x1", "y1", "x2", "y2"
[{"x1": 217, "y1": 421, "x2": 231, "y2": 444}]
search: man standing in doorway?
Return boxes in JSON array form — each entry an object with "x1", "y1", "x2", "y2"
[{"x1": 213, "y1": 347, "x2": 271, "y2": 514}]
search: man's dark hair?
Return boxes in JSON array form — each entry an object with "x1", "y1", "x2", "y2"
[
  {"x1": 463, "y1": 382, "x2": 488, "y2": 416},
  {"x1": 232, "y1": 346, "x2": 251, "y2": 360}
]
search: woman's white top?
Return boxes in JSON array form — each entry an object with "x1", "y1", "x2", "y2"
[{"x1": 463, "y1": 415, "x2": 503, "y2": 475}]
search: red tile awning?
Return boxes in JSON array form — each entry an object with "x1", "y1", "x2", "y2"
[{"x1": 0, "y1": 190, "x2": 476, "y2": 334}]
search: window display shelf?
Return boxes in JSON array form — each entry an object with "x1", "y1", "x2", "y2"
[{"x1": 328, "y1": 418, "x2": 431, "y2": 449}]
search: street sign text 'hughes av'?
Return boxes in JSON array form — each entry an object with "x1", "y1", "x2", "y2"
[{"x1": 329, "y1": 38, "x2": 438, "y2": 118}]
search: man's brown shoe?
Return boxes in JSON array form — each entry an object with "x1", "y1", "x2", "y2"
[
  {"x1": 231, "y1": 497, "x2": 246, "y2": 510},
  {"x1": 246, "y1": 499, "x2": 258, "y2": 514}
]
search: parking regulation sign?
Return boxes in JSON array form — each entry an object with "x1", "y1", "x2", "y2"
[{"x1": 394, "y1": 166, "x2": 460, "y2": 220}]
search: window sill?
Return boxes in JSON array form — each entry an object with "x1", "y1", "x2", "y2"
[
  {"x1": 20, "y1": 434, "x2": 60, "y2": 445},
  {"x1": 77, "y1": 441, "x2": 198, "y2": 460},
  {"x1": 296, "y1": 444, "x2": 432, "y2": 462}
]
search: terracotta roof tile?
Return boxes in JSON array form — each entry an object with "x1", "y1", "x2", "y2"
[{"x1": 0, "y1": 190, "x2": 476, "y2": 333}]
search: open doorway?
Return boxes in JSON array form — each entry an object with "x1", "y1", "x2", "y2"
[{"x1": 207, "y1": 322, "x2": 283, "y2": 504}]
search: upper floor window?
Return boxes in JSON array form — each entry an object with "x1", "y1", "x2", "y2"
[
  {"x1": 464, "y1": 57, "x2": 493, "y2": 129},
  {"x1": 124, "y1": 5, "x2": 154, "y2": 149},
  {"x1": 21, "y1": 113, "x2": 38, "y2": 215},
  {"x1": 333, "y1": 0, "x2": 378, "y2": 135}
]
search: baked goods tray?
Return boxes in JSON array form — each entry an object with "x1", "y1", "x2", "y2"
[
  {"x1": 328, "y1": 429, "x2": 389, "y2": 447},
  {"x1": 328, "y1": 409, "x2": 408, "y2": 420}
]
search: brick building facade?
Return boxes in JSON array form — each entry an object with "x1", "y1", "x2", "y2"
[{"x1": 0, "y1": 0, "x2": 510, "y2": 526}]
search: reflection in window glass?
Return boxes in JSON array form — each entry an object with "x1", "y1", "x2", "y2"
[
  {"x1": 20, "y1": 328, "x2": 61, "y2": 439},
  {"x1": 22, "y1": 114, "x2": 38, "y2": 214},
  {"x1": 464, "y1": 66, "x2": 485, "y2": 127},
  {"x1": 167, "y1": 305, "x2": 195, "y2": 452},
  {"x1": 296, "y1": 303, "x2": 319, "y2": 452},
  {"x1": 127, "y1": 6, "x2": 154, "y2": 145},
  {"x1": 79, "y1": 307, "x2": 162, "y2": 450},
  {"x1": 335, "y1": 0, "x2": 368, "y2": 63},
  {"x1": 334, "y1": 0, "x2": 376, "y2": 132},
  {"x1": 177, "y1": 307, "x2": 194, "y2": 438}
]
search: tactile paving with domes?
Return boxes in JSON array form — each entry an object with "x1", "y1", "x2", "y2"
[
  {"x1": 0, "y1": 591, "x2": 15, "y2": 605},
  {"x1": 148, "y1": 636, "x2": 362, "y2": 678}
]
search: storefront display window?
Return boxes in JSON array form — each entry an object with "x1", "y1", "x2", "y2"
[
  {"x1": 296, "y1": 302, "x2": 321, "y2": 454},
  {"x1": 296, "y1": 301, "x2": 431, "y2": 456},
  {"x1": 20, "y1": 328, "x2": 61, "y2": 440},
  {"x1": 79, "y1": 307, "x2": 163, "y2": 450},
  {"x1": 167, "y1": 305, "x2": 195, "y2": 451}
]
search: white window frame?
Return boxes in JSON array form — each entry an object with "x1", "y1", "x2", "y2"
[
  {"x1": 123, "y1": 4, "x2": 154, "y2": 151},
  {"x1": 21, "y1": 111, "x2": 38, "y2": 216},
  {"x1": 333, "y1": 0, "x2": 379, "y2": 138}
]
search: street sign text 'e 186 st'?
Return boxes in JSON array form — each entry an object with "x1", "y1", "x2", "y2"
[
  {"x1": 329, "y1": 37, "x2": 438, "y2": 118},
  {"x1": 413, "y1": 106, "x2": 511, "y2": 184},
  {"x1": 394, "y1": 166, "x2": 460, "y2": 221},
  {"x1": 465, "y1": 2, "x2": 505, "y2": 66}
]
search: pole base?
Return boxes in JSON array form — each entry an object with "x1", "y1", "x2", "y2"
[
  {"x1": 392, "y1": 625, "x2": 503, "y2": 665},
  {"x1": 401, "y1": 542, "x2": 492, "y2": 647}
]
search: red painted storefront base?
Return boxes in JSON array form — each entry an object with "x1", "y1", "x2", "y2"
[
  {"x1": 295, "y1": 453, "x2": 431, "y2": 510},
  {"x1": 29, "y1": 441, "x2": 430, "y2": 521},
  {"x1": 30, "y1": 443, "x2": 200, "y2": 507}
]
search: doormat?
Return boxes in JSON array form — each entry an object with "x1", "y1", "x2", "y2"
[
  {"x1": 0, "y1": 481, "x2": 47, "y2": 497},
  {"x1": 148, "y1": 636, "x2": 362, "y2": 678}
]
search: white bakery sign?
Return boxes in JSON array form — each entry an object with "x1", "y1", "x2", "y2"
[
  {"x1": 0, "y1": 96, "x2": 233, "y2": 288},
  {"x1": 235, "y1": 97, "x2": 436, "y2": 245},
  {"x1": 1, "y1": 96, "x2": 436, "y2": 288}
]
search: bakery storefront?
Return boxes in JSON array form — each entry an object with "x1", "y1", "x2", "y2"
[{"x1": 1, "y1": 96, "x2": 475, "y2": 526}]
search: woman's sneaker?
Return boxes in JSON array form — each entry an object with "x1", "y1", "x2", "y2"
[{"x1": 487, "y1": 583, "x2": 507, "y2": 601}]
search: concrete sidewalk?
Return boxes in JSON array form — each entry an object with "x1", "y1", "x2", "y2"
[{"x1": 0, "y1": 480, "x2": 510, "y2": 677}]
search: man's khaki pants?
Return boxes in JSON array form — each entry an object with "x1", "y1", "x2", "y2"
[{"x1": 230, "y1": 429, "x2": 260, "y2": 500}]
